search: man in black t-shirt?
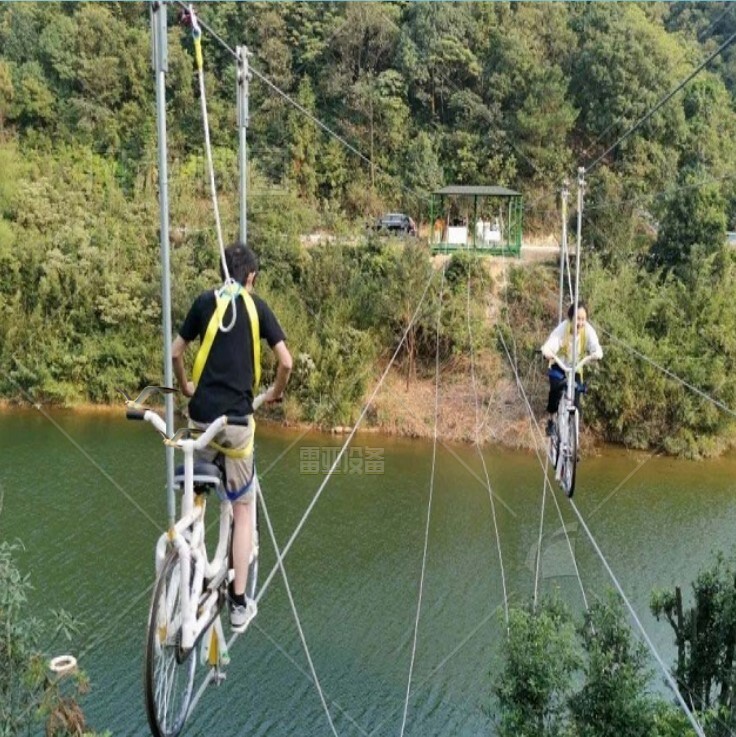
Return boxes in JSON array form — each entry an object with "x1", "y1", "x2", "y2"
[{"x1": 172, "y1": 243, "x2": 292, "y2": 631}]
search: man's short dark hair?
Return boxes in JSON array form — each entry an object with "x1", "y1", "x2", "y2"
[
  {"x1": 567, "y1": 300, "x2": 587, "y2": 320},
  {"x1": 223, "y1": 242, "x2": 258, "y2": 285}
]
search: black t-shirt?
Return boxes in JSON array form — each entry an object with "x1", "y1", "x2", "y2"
[{"x1": 179, "y1": 289, "x2": 286, "y2": 422}]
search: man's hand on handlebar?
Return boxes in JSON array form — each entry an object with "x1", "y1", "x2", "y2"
[
  {"x1": 264, "y1": 386, "x2": 284, "y2": 404},
  {"x1": 549, "y1": 353, "x2": 596, "y2": 374}
]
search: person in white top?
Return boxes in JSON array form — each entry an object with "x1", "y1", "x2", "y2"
[{"x1": 540, "y1": 301, "x2": 603, "y2": 436}]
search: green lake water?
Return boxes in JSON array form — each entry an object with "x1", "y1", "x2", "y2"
[{"x1": 1, "y1": 408, "x2": 735, "y2": 736}]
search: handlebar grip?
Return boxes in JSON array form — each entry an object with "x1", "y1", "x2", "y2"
[
  {"x1": 227, "y1": 415, "x2": 250, "y2": 427},
  {"x1": 126, "y1": 408, "x2": 146, "y2": 421}
]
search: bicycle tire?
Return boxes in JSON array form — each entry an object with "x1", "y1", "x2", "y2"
[
  {"x1": 549, "y1": 421, "x2": 560, "y2": 469},
  {"x1": 562, "y1": 412, "x2": 578, "y2": 498},
  {"x1": 144, "y1": 549, "x2": 196, "y2": 737}
]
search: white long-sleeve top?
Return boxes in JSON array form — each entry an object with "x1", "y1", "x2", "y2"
[{"x1": 541, "y1": 319, "x2": 603, "y2": 363}]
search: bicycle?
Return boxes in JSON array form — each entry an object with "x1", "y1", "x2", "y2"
[
  {"x1": 547, "y1": 356, "x2": 589, "y2": 498},
  {"x1": 123, "y1": 386, "x2": 265, "y2": 737}
]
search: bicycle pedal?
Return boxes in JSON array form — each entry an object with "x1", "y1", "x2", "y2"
[{"x1": 211, "y1": 669, "x2": 227, "y2": 685}]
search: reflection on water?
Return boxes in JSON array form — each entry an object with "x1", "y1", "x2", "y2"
[{"x1": 1, "y1": 409, "x2": 736, "y2": 736}]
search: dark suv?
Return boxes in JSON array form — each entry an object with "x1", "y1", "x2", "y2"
[{"x1": 373, "y1": 212, "x2": 417, "y2": 236}]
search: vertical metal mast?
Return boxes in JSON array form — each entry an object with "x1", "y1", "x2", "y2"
[
  {"x1": 152, "y1": 2, "x2": 175, "y2": 522},
  {"x1": 559, "y1": 179, "x2": 569, "y2": 324},
  {"x1": 569, "y1": 167, "x2": 585, "y2": 400},
  {"x1": 237, "y1": 45, "x2": 250, "y2": 245}
]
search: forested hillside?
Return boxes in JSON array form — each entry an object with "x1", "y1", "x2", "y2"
[{"x1": 1, "y1": 2, "x2": 736, "y2": 455}]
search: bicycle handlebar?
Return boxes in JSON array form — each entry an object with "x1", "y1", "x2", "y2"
[
  {"x1": 549, "y1": 353, "x2": 590, "y2": 374},
  {"x1": 123, "y1": 386, "x2": 272, "y2": 446}
]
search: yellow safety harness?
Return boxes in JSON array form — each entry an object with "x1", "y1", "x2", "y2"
[
  {"x1": 191, "y1": 286, "x2": 261, "y2": 459},
  {"x1": 562, "y1": 320, "x2": 586, "y2": 377}
]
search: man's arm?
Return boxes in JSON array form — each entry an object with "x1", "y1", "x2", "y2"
[
  {"x1": 172, "y1": 335, "x2": 195, "y2": 397},
  {"x1": 265, "y1": 340, "x2": 292, "y2": 402},
  {"x1": 541, "y1": 323, "x2": 563, "y2": 360}
]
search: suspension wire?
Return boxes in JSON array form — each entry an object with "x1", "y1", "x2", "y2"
[
  {"x1": 186, "y1": 6, "x2": 240, "y2": 333},
  {"x1": 257, "y1": 268, "x2": 438, "y2": 604},
  {"x1": 465, "y1": 272, "x2": 510, "y2": 629},
  {"x1": 257, "y1": 490, "x2": 340, "y2": 736},
  {"x1": 529, "y1": 169, "x2": 736, "y2": 224},
  {"x1": 493, "y1": 329, "x2": 589, "y2": 613},
  {"x1": 578, "y1": 207, "x2": 736, "y2": 420},
  {"x1": 585, "y1": 30, "x2": 736, "y2": 174},
  {"x1": 533, "y1": 467, "x2": 548, "y2": 610},
  {"x1": 189, "y1": 7, "x2": 226, "y2": 274},
  {"x1": 253, "y1": 622, "x2": 371, "y2": 737},
  {"x1": 580, "y1": 3, "x2": 735, "y2": 165},
  {"x1": 475, "y1": 226, "x2": 585, "y2": 614},
  {"x1": 497, "y1": 191, "x2": 704, "y2": 732},
  {"x1": 585, "y1": 170, "x2": 736, "y2": 214},
  {"x1": 564, "y1": 238, "x2": 574, "y2": 306},
  {"x1": 188, "y1": 492, "x2": 341, "y2": 737},
  {"x1": 174, "y1": 0, "x2": 431, "y2": 210},
  {"x1": 479, "y1": 202, "x2": 584, "y2": 615},
  {"x1": 696, "y1": 3, "x2": 736, "y2": 42},
  {"x1": 598, "y1": 326, "x2": 736, "y2": 420},
  {"x1": 189, "y1": 268, "x2": 437, "y2": 712},
  {"x1": 369, "y1": 603, "x2": 505, "y2": 737},
  {"x1": 398, "y1": 264, "x2": 447, "y2": 737},
  {"x1": 567, "y1": 500, "x2": 706, "y2": 737},
  {"x1": 526, "y1": 18, "x2": 736, "y2": 218}
]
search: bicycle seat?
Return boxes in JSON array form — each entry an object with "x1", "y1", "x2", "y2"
[{"x1": 174, "y1": 461, "x2": 224, "y2": 495}]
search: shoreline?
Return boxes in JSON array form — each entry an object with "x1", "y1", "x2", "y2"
[{"x1": 0, "y1": 379, "x2": 582, "y2": 456}]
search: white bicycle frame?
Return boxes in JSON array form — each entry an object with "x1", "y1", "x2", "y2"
[
  {"x1": 139, "y1": 397, "x2": 263, "y2": 653},
  {"x1": 549, "y1": 355, "x2": 587, "y2": 483}
]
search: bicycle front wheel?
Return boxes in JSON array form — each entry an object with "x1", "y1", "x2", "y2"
[
  {"x1": 548, "y1": 421, "x2": 560, "y2": 469},
  {"x1": 561, "y1": 413, "x2": 578, "y2": 498},
  {"x1": 145, "y1": 549, "x2": 196, "y2": 737}
]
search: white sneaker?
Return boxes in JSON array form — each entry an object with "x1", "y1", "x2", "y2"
[{"x1": 230, "y1": 599, "x2": 257, "y2": 632}]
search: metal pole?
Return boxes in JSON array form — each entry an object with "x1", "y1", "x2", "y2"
[
  {"x1": 237, "y1": 45, "x2": 250, "y2": 245},
  {"x1": 152, "y1": 2, "x2": 175, "y2": 523},
  {"x1": 472, "y1": 196, "x2": 477, "y2": 249},
  {"x1": 559, "y1": 180, "x2": 569, "y2": 324},
  {"x1": 569, "y1": 167, "x2": 585, "y2": 401}
]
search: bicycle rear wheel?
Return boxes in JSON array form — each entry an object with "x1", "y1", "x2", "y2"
[
  {"x1": 561, "y1": 412, "x2": 578, "y2": 498},
  {"x1": 145, "y1": 549, "x2": 196, "y2": 737}
]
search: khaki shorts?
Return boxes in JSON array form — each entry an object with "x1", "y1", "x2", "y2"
[{"x1": 190, "y1": 420, "x2": 259, "y2": 504}]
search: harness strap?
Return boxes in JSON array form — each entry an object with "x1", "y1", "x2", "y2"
[
  {"x1": 208, "y1": 420, "x2": 256, "y2": 459},
  {"x1": 241, "y1": 290, "x2": 261, "y2": 390},
  {"x1": 191, "y1": 287, "x2": 261, "y2": 390},
  {"x1": 563, "y1": 321, "x2": 586, "y2": 378}
]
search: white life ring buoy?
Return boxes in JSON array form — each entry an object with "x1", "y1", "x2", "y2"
[{"x1": 49, "y1": 655, "x2": 77, "y2": 676}]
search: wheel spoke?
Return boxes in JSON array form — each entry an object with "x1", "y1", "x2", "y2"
[{"x1": 145, "y1": 549, "x2": 196, "y2": 737}]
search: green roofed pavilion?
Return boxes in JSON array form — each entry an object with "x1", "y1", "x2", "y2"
[{"x1": 430, "y1": 184, "x2": 523, "y2": 256}]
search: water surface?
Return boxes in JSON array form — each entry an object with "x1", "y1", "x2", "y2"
[{"x1": 1, "y1": 409, "x2": 735, "y2": 736}]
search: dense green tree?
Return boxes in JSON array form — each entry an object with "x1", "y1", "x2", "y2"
[
  {"x1": 570, "y1": 595, "x2": 656, "y2": 737},
  {"x1": 569, "y1": 4, "x2": 685, "y2": 184},
  {"x1": 0, "y1": 539, "x2": 103, "y2": 737},
  {"x1": 286, "y1": 76, "x2": 318, "y2": 201},
  {"x1": 652, "y1": 551, "x2": 736, "y2": 731},
  {"x1": 496, "y1": 596, "x2": 580, "y2": 737},
  {"x1": 649, "y1": 164, "x2": 728, "y2": 276}
]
